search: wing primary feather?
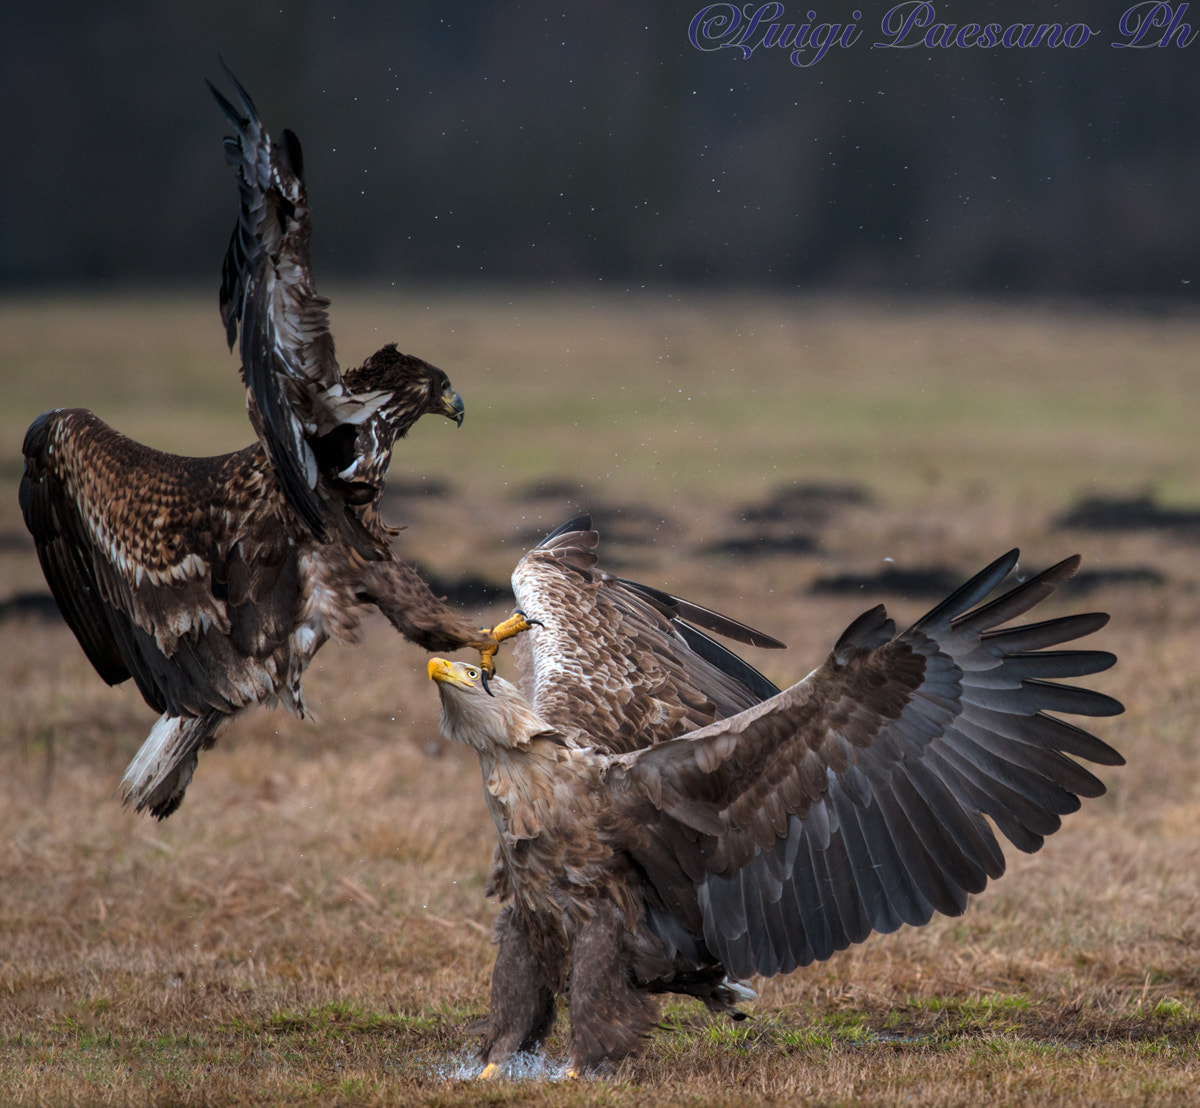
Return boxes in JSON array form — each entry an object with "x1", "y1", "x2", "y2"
[
  {"x1": 977, "y1": 613, "x2": 1111, "y2": 655},
  {"x1": 614, "y1": 576, "x2": 786, "y2": 649},
  {"x1": 965, "y1": 649, "x2": 1116, "y2": 686},
  {"x1": 538, "y1": 513, "x2": 594, "y2": 544},
  {"x1": 957, "y1": 703, "x2": 1125, "y2": 766},
  {"x1": 674, "y1": 623, "x2": 782, "y2": 701},
  {"x1": 906, "y1": 549, "x2": 1021, "y2": 634},
  {"x1": 947, "y1": 555, "x2": 1082, "y2": 638},
  {"x1": 952, "y1": 715, "x2": 1109, "y2": 799},
  {"x1": 963, "y1": 679, "x2": 1124, "y2": 718}
]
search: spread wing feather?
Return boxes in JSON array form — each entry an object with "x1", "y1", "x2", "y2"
[
  {"x1": 210, "y1": 67, "x2": 385, "y2": 540},
  {"x1": 610, "y1": 550, "x2": 1123, "y2": 979},
  {"x1": 19, "y1": 408, "x2": 296, "y2": 718},
  {"x1": 508, "y1": 515, "x2": 786, "y2": 754},
  {"x1": 18, "y1": 412, "x2": 132, "y2": 687}
]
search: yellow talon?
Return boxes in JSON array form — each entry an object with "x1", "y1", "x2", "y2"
[
  {"x1": 478, "y1": 1062, "x2": 501, "y2": 1080},
  {"x1": 566, "y1": 1067, "x2": 580, "y2": 1080},
  {"x1": 491, "y1": 610, "x2": 538, "y2": 642},
  {"x1": 478, "y1": 610, "x2": 541, "y2": 675}
]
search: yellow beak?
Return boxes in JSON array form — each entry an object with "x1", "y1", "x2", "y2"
[{"x1": 428, "y1": 657, "x2": 476, "y2": 688}]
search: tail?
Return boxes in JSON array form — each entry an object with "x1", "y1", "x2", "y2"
[{"x1": 120, "y1": 710, "x2": 228, "y2": 819}]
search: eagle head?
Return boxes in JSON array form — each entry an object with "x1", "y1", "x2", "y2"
[
  {"x1": 428, "y1": 657, "x2": 545, "y2": 753},
  {"x1": 350, "y1": 345, "x2": 465, "y2": 433}
]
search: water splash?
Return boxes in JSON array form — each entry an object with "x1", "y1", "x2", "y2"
[{"x1": 428, "y1": 1049, "x2": 575, "y2": 1082}]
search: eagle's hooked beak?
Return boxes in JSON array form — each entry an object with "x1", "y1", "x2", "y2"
[
  {"x1": 427, "y1": 657, "x2": 491, "y2": 694},
  {"x1": 437, "y1": 386, "x2": 465, "y2": 427}
]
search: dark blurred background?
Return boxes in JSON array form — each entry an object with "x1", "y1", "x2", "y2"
[{"x1": 2, "y1": 1, "x2": 1196, "y2": 295}]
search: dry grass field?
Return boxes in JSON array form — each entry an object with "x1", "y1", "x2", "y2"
[{"x1": 1, "y1": 289, "x2": 1199, "y2": 1106}]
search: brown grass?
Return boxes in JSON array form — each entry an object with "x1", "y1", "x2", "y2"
[{"x1": 2, "y1": 290, "x2": 1199, "y2": 1106}]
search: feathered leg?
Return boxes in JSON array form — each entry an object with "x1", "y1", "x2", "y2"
[
  {"x1": 478, "y1": 906, "x2": 557, "y2": 1077},
  {"x1": 359, "y1": 560, "x2": 536, "y2": 672},
  {"x1": 357, "y1": 559, "x2": 497, "y2": 654},
  {"x1": 120, "y1": 709, "x2": 229, "y2": 819},
  {"x1": 567, "y1": 902, "x2": 659, "y2": 1073}
]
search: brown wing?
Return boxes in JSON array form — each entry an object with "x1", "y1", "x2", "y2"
[
  {"x1": 612, "y1": 550, "x2": 1124, "y2": 979},
  {"x1": 19, "y1": 408, "x2": 298, "y2": 718},
  {"x1": 210, "y1": 68, "x2": 386, "y2": 541},
  {"x1": 509, "y1": 515, "x2": 785, "y2": 754}
]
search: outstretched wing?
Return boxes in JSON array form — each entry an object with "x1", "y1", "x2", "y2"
[
  {"x1": 613, "y1": 550, "x2": 1124, "y2": 979},
  {"x1": 19, "y1": 409, "x2": 296, "y2": 718},
  {"x1": 509, "y1": 515, "x2": 786, "y2": 754},
  {"x1": 209, "y1": 67, "x2": 385, "y2": 540}
]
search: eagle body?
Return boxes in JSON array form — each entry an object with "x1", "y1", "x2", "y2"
[
  {"x1": 429, "y1": 517, "x2": 1124, "y2": 1074},
  {"x1": 19, "y1": 72, "x2": 500, "y2": 818},
  {"x1": 434, "y1": 662, "x2": 733, "y2": 1066},
  {"x1": 21, "y1": 353, "x2": 489, "y2": 818},
  {"x1": 478, "y1": 735, "x2": 626, "y2": 990}
]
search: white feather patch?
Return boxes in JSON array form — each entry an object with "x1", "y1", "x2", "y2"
[{"x1": 119, "y1": 713, "x2": 188, "y2": 805}]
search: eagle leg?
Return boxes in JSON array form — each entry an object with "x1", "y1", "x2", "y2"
[
  {"x1": 478, "y1": 906, "x2": 557, "y2": 1074},
  {"x1": 566, "y1": 901, "x2": 659, "y2": 1073},
  {"x1": 478, "y1": 610, "x2": 541, "y2": 675},
  {"x1": 357, "y1": 559, "x2": 500, "y2": 657}
]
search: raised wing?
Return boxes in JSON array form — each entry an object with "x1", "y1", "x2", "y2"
[
  {"x1": 613, "y1": 550, "x2": 1124, "y2": 979},
  {"x1": 509, "y1": 515, "x2": 785, "y2": 754},
  {"x1": 19, "y1": 409, "x2": 296, "y2": 718},
  {"x1": 210, "y1": 67, "x2": 384, "y2": 540}
]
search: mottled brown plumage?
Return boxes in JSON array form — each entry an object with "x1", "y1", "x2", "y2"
[
  {"x1": 430, "y1": 517, "x2": 1124, "y2": 1074},
  {"x1": 18, "y1": 73, "x2": 500, "y2": 818}
]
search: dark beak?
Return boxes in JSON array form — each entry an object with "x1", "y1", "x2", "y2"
[{"x1": 439, "y1": 387, "x2": 465, "y2": 427}]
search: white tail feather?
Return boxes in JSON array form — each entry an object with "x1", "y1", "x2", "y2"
[{"x1": 120, "y1": 711, "x2": 227, "y2": 818}]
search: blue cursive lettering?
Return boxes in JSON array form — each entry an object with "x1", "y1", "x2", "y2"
[
  {"x1": 875, "y1": 1, "x2": 936, "y2": 47},
  {"x1": 688, "y1": 2, "x2": 1196, "y2": 62},
  {"x1": 875, "y1": 3, "x2": 1094, "y2": 48},
  {"x1": 688, "y1": 4, "x2": 861, "y2": 66},
  {"x1": 688, "y1": 4, "x2": 745, "y2": 53},
  {"x1": 1114, "y1": 2, "x2": 1199, "y2": 46}
]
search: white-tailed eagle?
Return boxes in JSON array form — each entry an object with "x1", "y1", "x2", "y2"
[
  {"x1": 428, "y1": 516, "x2": 1124, "y2": 1074},
  {"x1": 19, "y1": 71, "x2": 516, "y2": 819}
]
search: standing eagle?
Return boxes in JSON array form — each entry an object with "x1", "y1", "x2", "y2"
[
  {"x1": 18, "y1": 72, "x2": 514, "y2": 819},
  {"x1": 428, "y1": 517, "x2": 1124, "y2": 1074}
]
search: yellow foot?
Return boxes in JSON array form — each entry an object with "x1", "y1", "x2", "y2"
[
  {"x1": 566, "y1": 1067, "x2": 581, "y2": 1080},
  {"x1": 478, "y1": 1062, "x2": 501, "y2": 1080},
  {"x1": 478, "y1": 610, "x2": 542, "y2": 674},
  {"x1": 491, "y1": 610, "x2": 540, "y2": 643}
]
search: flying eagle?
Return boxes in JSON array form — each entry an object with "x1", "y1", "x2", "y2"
[
  {"x1": 428, "y1": 517, "x2": 1124, "y2": 1074},
  {"x1": 18, "y1": 72, "x2": 515, "y2": 819}
]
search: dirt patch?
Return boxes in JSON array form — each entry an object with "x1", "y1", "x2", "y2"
[
  {"x1": 0, "y1": 591, "x2": 60, "y2": 623},
  {"x1": 810, "y1": 564, "x2": 964, "y2": 599},
  {"x1": 1055, "y1": 495, "x2": 1200, "y2": 539}
]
